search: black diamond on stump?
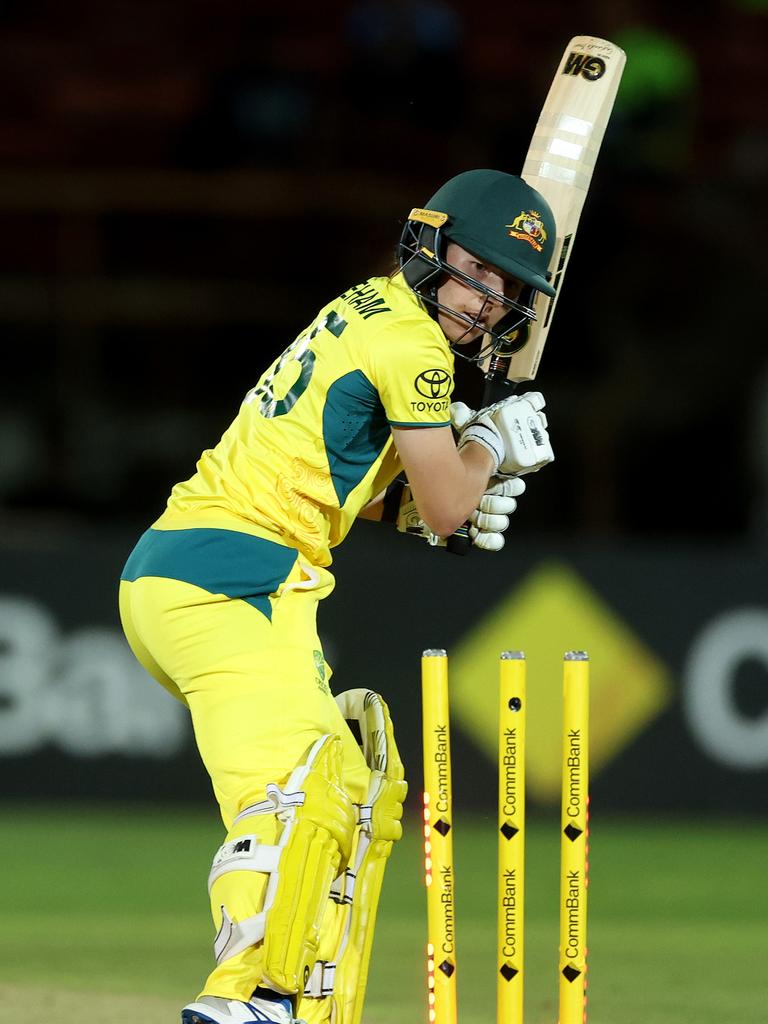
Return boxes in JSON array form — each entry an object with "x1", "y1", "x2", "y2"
[
  {"x1": 433, "y1": 818, "x2": 451, "y2": 836},
  {"x1": 499, "y1": 963, "x2": 519, "y2": 982},
  {"x1": 562, "y1": 965, "x2": 582, "y2": 983},
  {"x1": 500, "y1": 822, "x2": 519, "y2": 840},
  {"x1": 439, "y1": 960, "x2": 455, "y2": 978},
  {"x1": 563, "y1": 823, "x2": 583, "y2": 842}
]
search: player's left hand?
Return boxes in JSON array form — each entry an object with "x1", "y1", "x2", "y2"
[
  {"x1": 451, "y1": 393, "x2": 554, "y2": 477},
  {"x1": 470, "y1": 477, "x2": 526, "y2": 552}
]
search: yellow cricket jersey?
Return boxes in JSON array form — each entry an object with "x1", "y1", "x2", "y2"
[{"x1": 154, "y1": 273, "x2": 455, "y2": 566}]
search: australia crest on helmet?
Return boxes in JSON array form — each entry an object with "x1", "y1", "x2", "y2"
[{"x1": 506, "y1": 210, "x2": 549, "y2": 253}]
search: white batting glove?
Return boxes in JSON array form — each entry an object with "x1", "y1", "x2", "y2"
[
  {"x1": 453, "y1": 392, "x2": 554, "y2": 476},
  {"x1": 470, "y1": 478, "x2": 526, "y2": 552},
  {"x1": 450, "y1": 401, "x2": 476, "y2": 432}
]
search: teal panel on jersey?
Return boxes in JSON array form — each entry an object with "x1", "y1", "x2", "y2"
[
  {"x1": 322, "y1": 370, "x2": 390, "y2": 506},
  {"x1": 121, "y1": 528, "x2": 297, "y2": 619}
]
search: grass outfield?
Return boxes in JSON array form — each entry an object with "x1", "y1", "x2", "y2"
[{"x1": 1, "y1": 805, "x2": 765, "y2": 1023}]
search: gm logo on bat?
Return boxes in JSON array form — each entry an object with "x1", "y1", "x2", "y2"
[
  {"x1": 563, "y1": 51, "x2": 606, "y2": 81},
  {"x1": 415, "y1": 368, "x2": 452, "y2": 399}
]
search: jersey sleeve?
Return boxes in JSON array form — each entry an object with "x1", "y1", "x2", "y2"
[{"x1": 368, "y1": 320, "x2": 455, "y2": 428}]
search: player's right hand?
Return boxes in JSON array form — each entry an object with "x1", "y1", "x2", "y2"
[
  {"x1": 452, "y1": 392, "x2": 554, "y2": 476},
  {"x1": 469, "y1": 477, "x2": 526, "y2": 551}
]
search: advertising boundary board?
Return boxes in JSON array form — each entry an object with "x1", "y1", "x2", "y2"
[{"x1": 1, "y1": 523, "x2": 767, "y2": 811}]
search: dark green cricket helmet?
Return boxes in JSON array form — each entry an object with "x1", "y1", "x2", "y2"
[
  {"x1": 398, "y1": 169, "x2": 558, "y2": 357},
  {"x1": 426, "y1": 169, "x2": 556, "y2": 295}
]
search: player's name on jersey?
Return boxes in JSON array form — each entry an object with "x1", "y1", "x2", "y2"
[{"x1": 340, "y1": 282, "x2": 393, "y2": 319}]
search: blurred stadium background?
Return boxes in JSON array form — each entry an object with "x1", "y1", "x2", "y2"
[{"x1": 1, "y1": 1, "x2": 767, "y2": 1021}]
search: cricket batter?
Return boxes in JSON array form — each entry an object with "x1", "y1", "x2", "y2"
[{"x1": 119, "y1": 169, "x2": 556, "y2": 1024}]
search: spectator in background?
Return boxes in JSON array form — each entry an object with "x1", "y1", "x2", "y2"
[
  {"x1": 341, "y1": 0, "x2": 466, "y2": 164},
  {"x1": 546, "y1": 10, "x2": 704, "y2": 533},
  {"x1": 608, "y1": 22, "x2": 697, "y2": 183},
  {"x1": 177, "y1": 18, "x2": 314, "y2": 169}
]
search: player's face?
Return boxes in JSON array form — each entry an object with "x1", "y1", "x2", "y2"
[{"x1": 436, "y1": 243, "x2": 524, "y2": 344}]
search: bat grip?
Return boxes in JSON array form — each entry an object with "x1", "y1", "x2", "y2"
[{"x1": 445, "y1": 357, "x2": 515, "y2": 556}]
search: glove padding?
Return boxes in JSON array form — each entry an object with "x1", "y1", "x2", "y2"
[
  {"x1": 451, "y1": 392, "x2": 554, "y2": 476},
  {"x1": 470, "y1": 477, "x2": 526, "y2": 552}
]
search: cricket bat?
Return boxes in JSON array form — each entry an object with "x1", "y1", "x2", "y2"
[
  {"x1": 447, "y1": 36, "x2": 625, "y2": 554},
  {"x1": 484, "y1": 35, "x2": 626, "y2": 389}
]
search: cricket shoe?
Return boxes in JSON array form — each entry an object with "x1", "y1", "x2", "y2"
[{"x1": 181, "y1": 994, "x2": 304, "y2": 1024}]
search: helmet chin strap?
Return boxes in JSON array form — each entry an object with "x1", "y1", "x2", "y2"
[{"x1": 451, "y1": 332, "x2": 498, "y2": 364}]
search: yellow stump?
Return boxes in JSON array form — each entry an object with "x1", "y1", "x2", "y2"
[
  {"x1": 422, "y1": 650, "x2": 457, "y2": 1024},
  {"x1": 497, "y1": 651, "x2": 526, "y2": 1024},
  {"x1": 558, "y1": 651, "x2": 590, "y2": 1024}
]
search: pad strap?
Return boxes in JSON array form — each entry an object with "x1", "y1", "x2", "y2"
[
  {"x1": 208, "y1": 837, "x2": 282, "y2": 892},
  {"x1": 214, "y1": 905, "x2": 266, "y2": 964},
  {"x1": 304, "y1": 960, "x2": 336, "y2": 998}
]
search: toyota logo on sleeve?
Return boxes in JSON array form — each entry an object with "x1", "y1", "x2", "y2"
[{"x1": 415, "y1": 369, "x2": 452, "y2": 399}]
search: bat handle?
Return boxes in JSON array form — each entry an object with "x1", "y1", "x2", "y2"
[
  {"x1": 445, "y1": 358, "x2": 515, "y2": 556},
  {"x1": 445, "y1": 523, "x2": 472, "y2": 555}
]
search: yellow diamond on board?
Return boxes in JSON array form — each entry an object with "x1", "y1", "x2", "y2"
[{"x1": 450, "y1": 562, "x2": 672, "y2": 804}]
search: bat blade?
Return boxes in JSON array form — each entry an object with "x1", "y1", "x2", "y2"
[{"x1": 503, "y1": 35, "x2": 626, "y2": 383}]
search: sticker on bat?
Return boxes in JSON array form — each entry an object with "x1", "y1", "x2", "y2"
[{"x1": 562, "y1": 52, "x2": 607, "y2": 81}]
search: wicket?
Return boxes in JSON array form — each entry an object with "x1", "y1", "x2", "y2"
[{"x1": 421, "y1": 649, "x2": 590, "y2": 1024}]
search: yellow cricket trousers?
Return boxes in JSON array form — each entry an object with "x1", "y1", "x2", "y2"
[{"x1": 119, "y1": 526, "x2": 370, "y2": 1001}]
